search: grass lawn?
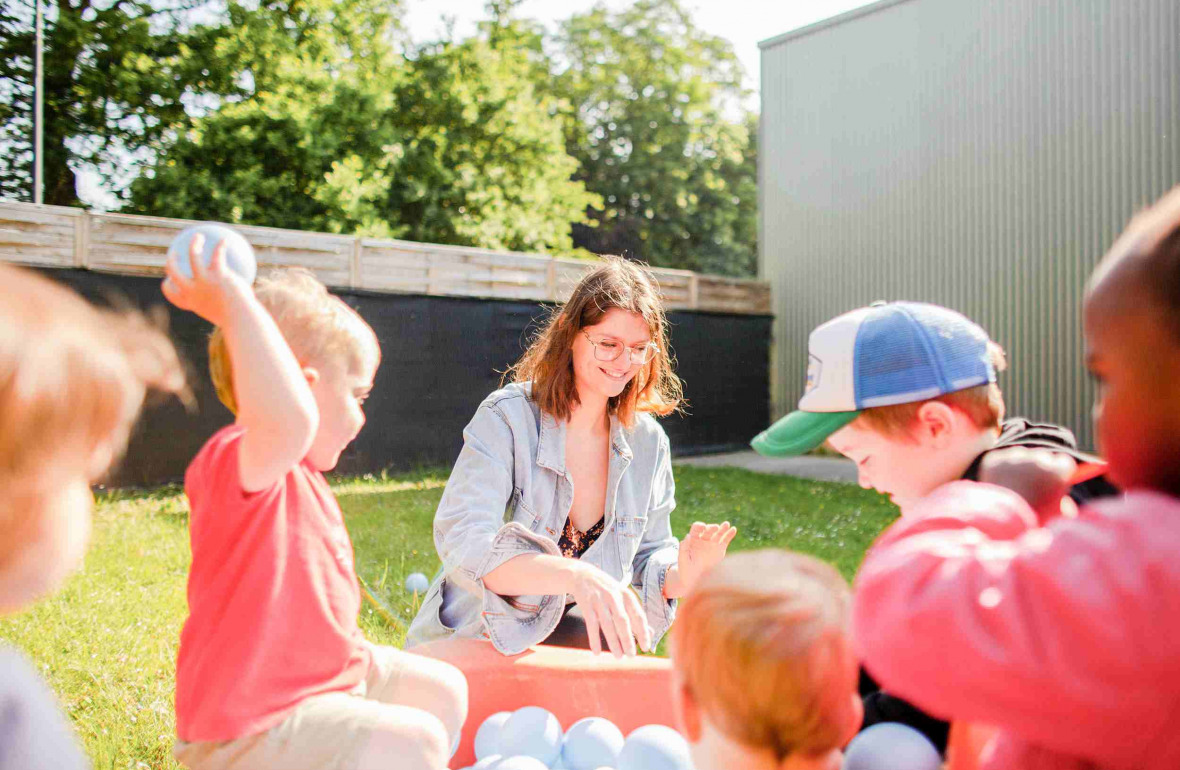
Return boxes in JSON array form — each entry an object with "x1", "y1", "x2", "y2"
[{"x1": 0, "y1": 466, "x2": 897, "y2": 769}]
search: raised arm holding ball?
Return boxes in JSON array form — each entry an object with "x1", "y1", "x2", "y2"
[{"x1": 407, "y1": 257, "x2": 737, "y2": 657}]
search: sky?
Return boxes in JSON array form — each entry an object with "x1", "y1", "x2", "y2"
[
  {"x1": 402, "y1": 0, "x2": 877, "y2": 92},
  {"x1": 78, "y1": 0, "x2": 877, "y2": 208}
]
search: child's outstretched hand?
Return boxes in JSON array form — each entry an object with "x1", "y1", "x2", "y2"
[
  {"x1": 979, "y1": 447, "x2": 1078, "y2": 524},
  {"x1": 162, "y1": 234, "x2": 249, "y2": 326},
  {"x1": 677, "y1": 522, "x2": 738, "y2": 593}
]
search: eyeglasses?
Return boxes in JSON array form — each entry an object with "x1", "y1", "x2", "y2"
[{"x1": 582, "y1": 331, "x2": 659, "y2": 365}]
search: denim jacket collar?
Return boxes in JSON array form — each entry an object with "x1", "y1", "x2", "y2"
[
  {"x1": 536, "y1": 412, "x2": 566, "y2": 473},
  {"x1": 536, "y1": 409, "x2": 634, "y2": 474},
  {"x1": 610, "y1": 414, "x2": 633, "y2": 462}
]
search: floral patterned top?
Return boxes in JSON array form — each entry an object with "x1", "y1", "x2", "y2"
[{"x1": 558, "y1": 517, "x2": 606, "y2": 559}]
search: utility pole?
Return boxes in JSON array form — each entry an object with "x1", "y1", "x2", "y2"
[{"x1": 33, "y1": 0, "x2": 44, "y2": 204}]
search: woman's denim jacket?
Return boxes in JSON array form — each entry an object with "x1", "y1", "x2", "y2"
[{"x1": 405, "y1": 383, "x2": 680, "y2": 655}]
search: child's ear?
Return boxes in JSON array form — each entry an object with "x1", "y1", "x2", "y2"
[
  {"x1": 841, "y1": 692, "x2": 864, "y2": 747},
  {"x1": 673, "y1": 679, "x2": 703, "y2": 743},
  {"x1": 914, "y1": 401, "x2": 957, "y2": 447}
]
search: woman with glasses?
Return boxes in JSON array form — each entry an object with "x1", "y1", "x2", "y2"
[{"x1": 406, "y1": 257, "x2": 737, "y2": 657}]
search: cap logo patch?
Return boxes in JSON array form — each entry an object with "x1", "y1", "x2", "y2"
[{"x1": 806, "y1": 354, "x2": 822, "y2": 394}]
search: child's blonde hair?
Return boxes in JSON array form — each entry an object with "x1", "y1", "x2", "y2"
[
  {"x1": 670, "y1": 549, "x2": 860, "y2": 763},
  {"x1": 855, "y1": 341, "x2": 1009, "y2": 438},
  {"x1": 208, "y1": 269, "x2": 379, "y2": 414},
  {"x1": 0, "y1": 264, "x2": 185, "y2": 567}
]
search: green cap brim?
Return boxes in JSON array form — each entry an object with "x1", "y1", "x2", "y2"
[{"x1": 750, "y1": 410, "x2": 860, "y2": 457}]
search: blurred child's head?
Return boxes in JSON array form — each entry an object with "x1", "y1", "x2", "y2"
[
  {"x1": 208, "y1": 269, "x2": 380, "y2": 471},
  {"x1": 507, "y1": 256, "x2": 682, "y2": 427},
  {"x1": 670, "y1": 550, "x2": 861, "y2": 770},
  {"x1": 1085, "y1": 186, "x2": 1180, "y2": 495},
  {"x1": 0, "y1": 265, "x2": 184, "y2": 614},
  {"x1": 751, "y1": 302, "x2": 1005, "y2": 508}
]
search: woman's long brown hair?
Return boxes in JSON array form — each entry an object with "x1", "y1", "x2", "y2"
[{"x1": 505, "y1": 256, "x2": 683, "y2": 428}]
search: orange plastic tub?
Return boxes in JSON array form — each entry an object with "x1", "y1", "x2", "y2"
[
  {"x1": 947, "y1": 722, "x2": 1000, "y2": 770},
  {"x1": 415, "y1": 638, "x2": 678, "y2": 769}
]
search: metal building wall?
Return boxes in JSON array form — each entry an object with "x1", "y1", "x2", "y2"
[{"x1": 760, "y1": 0, "x2": 1180, "y2": 449}]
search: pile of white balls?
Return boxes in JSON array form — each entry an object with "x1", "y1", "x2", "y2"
[{"x1": 460, "y1": 707, "x2": 693, "y2": 770}]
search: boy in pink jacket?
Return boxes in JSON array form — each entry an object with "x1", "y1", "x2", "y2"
[{"x1": 853, "y1": 187, "x2": 1180, "y2": 769}]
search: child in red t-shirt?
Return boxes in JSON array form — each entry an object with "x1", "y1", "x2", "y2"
[{"x1": 165, "y1": 237, "x2": 467, "y2": 770}]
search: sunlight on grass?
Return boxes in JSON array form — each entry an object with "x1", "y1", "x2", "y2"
[{"x1": 0, "y1": 466, "x2": 896, "y2": 768}]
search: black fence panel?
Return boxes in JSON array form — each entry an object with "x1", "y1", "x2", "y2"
[{"x1": 33, "y1": 269, "x2": 770, "y2": 487}]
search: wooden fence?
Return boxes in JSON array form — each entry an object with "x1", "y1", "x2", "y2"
[{"x1": 0, "y1": 202, "x2": 770, "y2": 315}]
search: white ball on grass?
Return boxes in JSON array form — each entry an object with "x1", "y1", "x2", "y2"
[
  {"x1": 561, "y1": 717, "x2": 625, "y2": 770},
  {"x1": 842, "y1": 723, "x2": 941, "y2": 770},
  {"x1": 167, "y1": 224, "x2": 256, "y2": 283},
  {"x1": 498, "y1": 707, "x2": 564, "y2": 766},
  {"x1": 616, "y1": 725, "x2": 692, "y2": 770},
  {"x1": 405, "y1": 572, "x2": 430, "y2": 594},
  {"x1": 475, "y1": 711, "x2": 513, "y2": 760}
]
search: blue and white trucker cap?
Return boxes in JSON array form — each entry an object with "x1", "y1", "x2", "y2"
[{"x1": 751, "y1": 302, "x2": 997, "y2": 457}]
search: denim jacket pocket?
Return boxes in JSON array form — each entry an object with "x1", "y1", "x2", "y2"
[
  {"x1": 615, "y1": 515, "x2": 648, "y2": 539},
  {"x1": 513, "y1": 487, "x2": 546, "y2": 533},
  {"x1": 432, "y1": 578, "x2": 459, "y2": 633},
  {"x1": 614, "y1": 515, "x2": 647, "y2": 569},
  {"x1": 405, "y1": 575, "x2": 455, "y2": 648}
]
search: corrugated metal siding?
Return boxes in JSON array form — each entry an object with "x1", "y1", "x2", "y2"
[{"x1": 760, "y1": 0, "x2": 1180, "y2": 449}]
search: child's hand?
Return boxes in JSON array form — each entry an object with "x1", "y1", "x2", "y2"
[
  {"x1": 677, "y1": 521, "x2": 738, "y2": 593},
  {"x1": 162, "y1": 233, "x2": 250, "y2": 326},
  {"x1": 979, "y1": 447, "x2": 1077, "y2": 524}
]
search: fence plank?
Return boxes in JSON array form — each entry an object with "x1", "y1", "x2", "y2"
[
  {"x1": 0, "y1": 203, "x2": 771, "y2": 315},
  {"x1": 0, "y1": 203, "x2": 81, "y2": 267}
]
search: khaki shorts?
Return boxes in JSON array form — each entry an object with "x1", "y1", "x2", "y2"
[{"x1": 175, "y1": 644, "x2": 426, "y2": 770}]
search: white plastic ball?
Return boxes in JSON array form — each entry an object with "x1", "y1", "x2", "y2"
[
  {"x1": 404, "y1": 572, "x2": 430, "y2": 594},
  {"x1": 469, "y1": 756, "x2": 502, "y2": 770},
  {"x1": 561, "y1": 717, "x2": 625, "y2": 770},
  {"x1": 617, "y1": 725, "x2": 692, "y2": 770},
  {"x1": 498, "y1": 706, "x2": 563, "y2": 766},
  {"x1": 492, "y1": 757, "x2": 550, "y2": 770},
  {"x1": 167, "y1": 224, "x2": 256, "y2": 283},
  {"x1": 842, "y1": 723, "x2": 941, "y2": 770},
  {"x1": 475, "y1": 711, "x2": 513, "y2": 760}
]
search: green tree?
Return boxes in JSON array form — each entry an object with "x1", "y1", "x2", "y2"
[
  {"x1": 130, "y1": 17, "x2": 599, "y2": 254},
  {"x1": 0, "y1": 0, "x2": 406, "y2": 207},
  {"x1": 374, "y1": 38, "x2": 601, "y2": 251},
  {"x1": 0, "y1": 0, "x2": 237, "y2": 206},
  {"x1": 127, "y1": 0, "x2": 404, "y2": 231},
  {"x1": 552, "y1": 0, "x2": 758, "y2": 275}
]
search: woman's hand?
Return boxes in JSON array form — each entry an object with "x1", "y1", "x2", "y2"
[
  {"x1": 673, "y1": 521, "x2": 737, "y2": 596},
  {"x1": 567, "y1": 561, "x2": 653, "y2": 657}
]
